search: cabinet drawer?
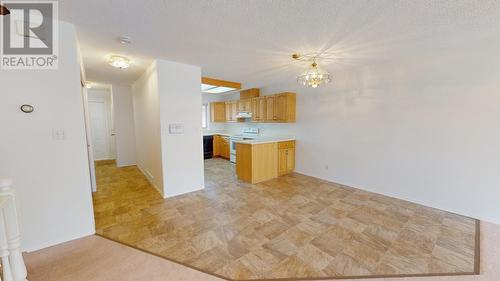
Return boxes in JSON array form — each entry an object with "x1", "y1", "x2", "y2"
[{"x1": 278, "y1": 140, "x2": 295, "y2": 149}]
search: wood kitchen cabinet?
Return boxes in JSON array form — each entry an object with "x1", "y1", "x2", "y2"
[
  {"x1": 210, "y1": 102, "x2": 226, "y2": 122},
  {"x1": 265, "y1": 96, "x2": 276, "y2": 121},
  {"x1": 213, "y1": 135, "x2": 230, "y2": 159},
  {"x1": 238, "y1": 99, "x2": 251, "y2": 112},
  {"x1": 218, "y1": 92, "x2": 295, "y2": 123},
  {"x1": 220, "y1": 136, "x2": 230, "y2": 159},
  {"x1": 236, "y1": 142, "x2": 278, "y2": 184},
  {"x1": 252, "y1": 97, "x2": 267, "y2": 122},
  {"x1": 213, "y1": 135, "x2": 221, "y2": 156},
  {"x1": 278, "y1": 140, "x2": 295, "y2": 175},
  {"x1": 225, "y1": 101, "x2": 237, "y2": 122},
  {"x1": 274, "y1": 93, "x2": 296, "y2": 122}
]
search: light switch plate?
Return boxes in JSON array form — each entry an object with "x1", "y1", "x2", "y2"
[
  {"x1": 168, "y1": 123, "x2": 184, "y2": 134},
  {"x1": 52, "y1": 128, "x2": 66, "y2": 140}
]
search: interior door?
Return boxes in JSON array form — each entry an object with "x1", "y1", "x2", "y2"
[{"x1": 89, "y1": 101, "x2": 111, "y2": 160}]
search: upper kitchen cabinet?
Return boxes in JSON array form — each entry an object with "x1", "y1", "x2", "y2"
[
  {"x1": 238, "y1": 99, "x2": 251, "y2": 112},
  {"x1": 274, "y1": 92, "x2": 296, "y2": 122},
  {"x1": 225, "y1": 100, "x2": 237, "y2": 122},
  {"x1": 211, "y1": 91, "x2": 296, "y2": 123},
  {"x1": 210, "y1": 102, "x2": 226, "y2": 122},
  {"x1": 251, "y1": 97, "x2": 267, "y2": 122},
  {"x1": 263, "y1": 92, "x2": 296, "y2": 123}
]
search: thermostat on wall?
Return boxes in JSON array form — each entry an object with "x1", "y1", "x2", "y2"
[{"x1": 168, "y1": 123, "x2": 184, "y2": 134}]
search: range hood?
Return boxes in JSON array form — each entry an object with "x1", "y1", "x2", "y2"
[{"x1": 236, "y1": 111, "x2": 252, "y2": 119}]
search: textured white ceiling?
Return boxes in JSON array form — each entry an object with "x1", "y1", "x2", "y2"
[{"x1": 59, "y1": 0, "x2": 500, "y2": 86}]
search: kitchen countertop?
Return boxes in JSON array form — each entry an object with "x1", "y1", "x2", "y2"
[
  {"x1": 233, "y1": 136, "x2": 295, "y2": 145},
  {"x1": 202, "y1": 131, "x2": 231, "y2": 137}
]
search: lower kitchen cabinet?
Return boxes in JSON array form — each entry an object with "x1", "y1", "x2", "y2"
[
  {"x1": 236, "y1": 140, "x2": 296, "y2": 184},
  {"x1": 212, "y1": 135, "x2": 230, "y2": 159},
  {"x1": 236, "y1": 142, "x2": 278, "y2": 184},
  {"x1": 220, "y1": 136, "x2": 230, "y2": 159},
  {"x1": 213, "y1": 135, "x2": 221, "y2": 156},
  {"x1": 278, "y1": 140, "x2": 295, "y2": 175}
]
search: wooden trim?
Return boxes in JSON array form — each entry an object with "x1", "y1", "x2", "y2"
[{"x1": 202, "y1": 77, "x2": 241, "y2": 90}]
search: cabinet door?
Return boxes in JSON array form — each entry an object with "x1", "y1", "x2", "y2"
[
  {"x1": 266, "y1": 96, "x2": 275, "y2": 121},
  {"x1": 225, "y1": 102, "x2": 232, "y2": 121},
  {"x1": 238, "y1": 99, "x2": 251, "y2": 112},
  {"x1": 213, "y1": 135, "x2": 220, "y2": 156},
  {"x1": 231, "y1": 101, "x2": 238, "y2": 121},
  {"x1": 275, "y1": 94, "x2": 287, "y2": 122},
  {"x1": 251, "y1": 98, "x2": 259, "y2": 121},
  {"x1": 278, "y1": 148, "x2": 288, "y2": 175},
  {"x1": 211, "y1": 102, "x2": 225, "y2": 122},
  {"x1": 286, "y1": 148, "x2": 295, "y2": 172},
  {"x1": 258, "y1": 97, "x2": 267, "y2": 121},
  {"x1": 221, "y1": 137, "x2": 230, "y2": 158}
]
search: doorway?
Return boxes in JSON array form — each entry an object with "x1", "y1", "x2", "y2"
[{"x1": 87, "y1": 88, "x2": 115, "y2": 161}]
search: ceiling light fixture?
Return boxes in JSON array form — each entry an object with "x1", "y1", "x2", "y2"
[
  {"x1": 118, "y1": 35, "x2": 132, "y2": 45},
  {"x1": 292, "y1": 53, "x2": 332, "y2": 88},
  {"x1": 108, "y1": 55, "x2": 131, "y2": 69},
  {"x1": 84, "y1": 82, "x2": 93, "y2": 89}
]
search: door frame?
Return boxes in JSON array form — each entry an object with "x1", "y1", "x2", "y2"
[{"x1": 81, "y1": 87, "x2": 97, "y2": 192}]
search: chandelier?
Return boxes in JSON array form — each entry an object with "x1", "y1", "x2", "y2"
[{"x1": 292, "y1": 53, "x2": 332, "y2": 88}]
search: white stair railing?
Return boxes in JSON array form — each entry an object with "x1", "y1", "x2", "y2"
[{"x1": 0, "y1": 179, "x2": 27, "y2": 281}]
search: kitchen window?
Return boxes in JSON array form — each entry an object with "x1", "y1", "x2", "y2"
[{"x1": 202, "y1": 104, "x2": 208, "y2": 129}]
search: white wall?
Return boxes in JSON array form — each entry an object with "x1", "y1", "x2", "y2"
[
  {"x1": 204, "y1": 32, "x2": 500, "y2": 224},
  {"x1": 0, "y1": 21, "x2": 95, "y2": 251},
  {"x1": 132, "y1": 62, "x2": 164, "y2": 195},
  {"x1": 157, "y1": 60, "x2": 204, "y2": 197},
  {"x1": 132, "y1": 60, "x2": 204, "y2": 198},
  {"x1": 88, "y1": 88, "x2": 116, "y2": 160},
  {"x1": 112, "y1": 85, "x2": 137, "y2": 167}
]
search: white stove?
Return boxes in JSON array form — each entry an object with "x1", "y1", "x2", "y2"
[{"x1": 229, "y1": 128, "x2": 259, "y2": 163}]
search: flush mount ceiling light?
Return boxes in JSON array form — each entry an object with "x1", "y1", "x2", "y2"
[
  {"x1": 108, "y1": 55, "x2": 131, "y2": 69},
  {"x1": 84, "y1": 81, "x2": 93, "y2": 89},
  {"x1": 118, "y1": 35, "x2": 132, "y2": 45},
  {"x1": 292, "y1": 53, "x2": 332, "y2": 88},
  {"x1": 201, "y1": 77, "x2": 241, "y2": 94}
]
